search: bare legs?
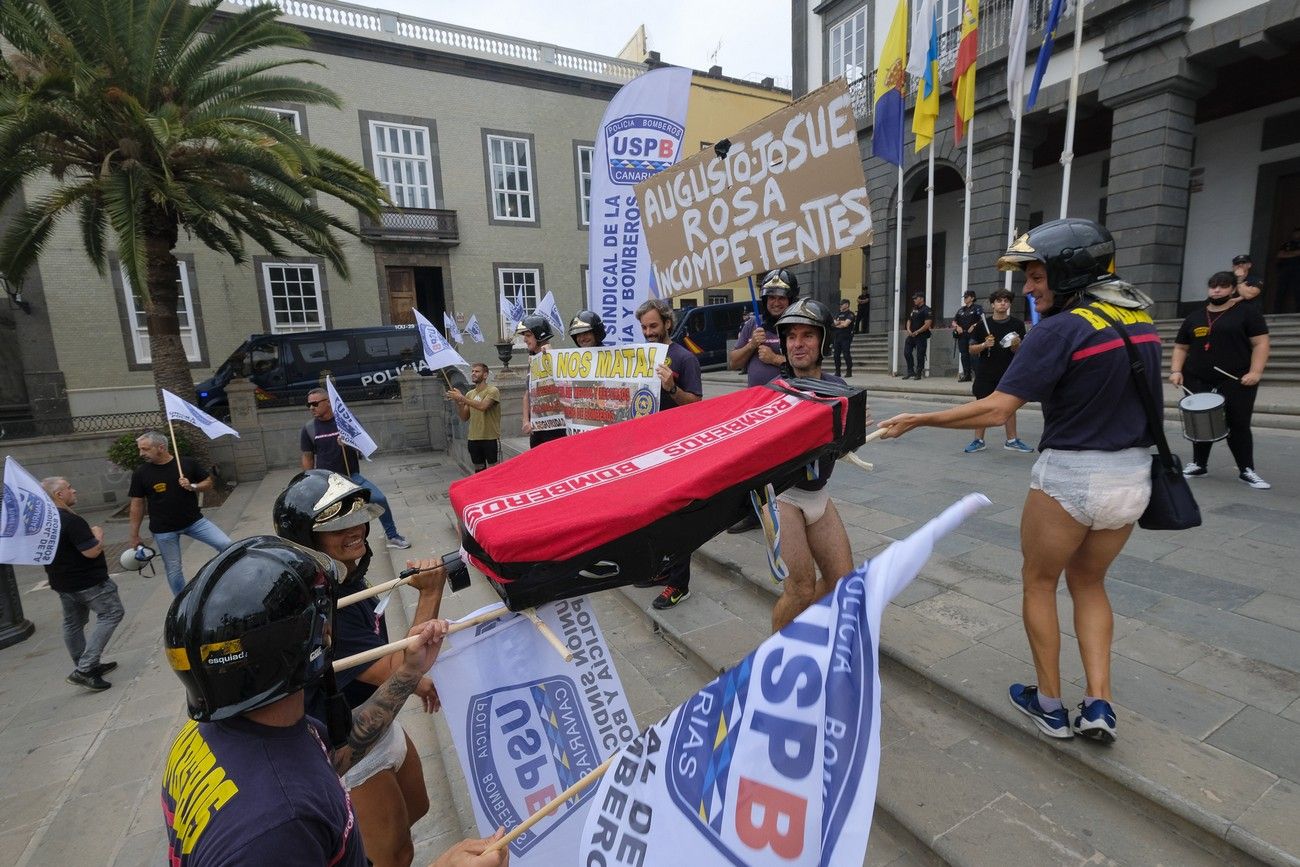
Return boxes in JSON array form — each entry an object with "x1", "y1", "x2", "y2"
[{"x1": 771, "y1": 499, "x2": 854, "y2": 633}]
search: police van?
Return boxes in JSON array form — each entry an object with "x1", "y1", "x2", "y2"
[
  {"x1": 195, "y1": 325, "x2": 435, "y2": 413},
  {"x1": 671, "y1": 301, "x2": 750, "y2": 370}
]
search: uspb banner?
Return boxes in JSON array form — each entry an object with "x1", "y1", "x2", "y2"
[
  {"x1": 0, "y1": 456, "x2": 61, "y2": 566},
  {"x1": 432, "y1": 597, "x2": 636, "y2": 864},
  {"x1": 580, "y1": 494, "x2": 990, "y2": 866},
  {"x1": 527, "y1": 344, "x2": 666, "y2": 434}
]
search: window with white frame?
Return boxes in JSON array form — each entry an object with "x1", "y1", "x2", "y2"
[
  {"x1": 370, "y1": 121, "x2": 435, "y2": 209},
  {"x1": 576, "y1": 145, "x2": 594, "y2": 226},
  {"x1": 267, "y1": 107, "x2": 302, "y2": 134},
  {"x1": 937, "y1": 0, "x2": 963, "y2": 66},
  {"x1": 122, "y1": 263, "x2": 200, "y2": 364},
  {"x1": 497, "y1": 267, "x2": 541, "y2": 340},
  {"x1": 828, "y1": 7, "x2": 867, "y2": 82},
  {"x1": 487, "y1": 134, "x2": 535, "y2": 222},
  {"x1": 262, "y1": 262, "x2": 325, "y2": 333}
]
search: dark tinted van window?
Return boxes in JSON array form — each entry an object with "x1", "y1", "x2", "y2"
[
  {"x1": 358, "y1": 333, "x2": 419, "y2": 362},
  {"x1": 296, "y1": 338, "x2": 351, "y2": 366}
]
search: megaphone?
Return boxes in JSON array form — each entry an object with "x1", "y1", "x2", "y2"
[{"x1": 119, "y1": 544, "x2": 158, "y2": 572}]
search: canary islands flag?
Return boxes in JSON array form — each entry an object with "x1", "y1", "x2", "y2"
[
  {"x1": 871, "y1": 0, "x2": 908, "y2": 167},
  {"x1": 911, "y1": 2, "x2": 940, "y2": 151}
]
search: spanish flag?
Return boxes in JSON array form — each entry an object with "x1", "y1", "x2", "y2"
[
  {"x1": 952, "y1": 0, "x2": 979, "y2": 146},
  {"x1": 871, "y1": 0, "x2": 908, "y2": 167},
  {"x1": 910, "y1": 3, "x2": 940, "y2": 151}
]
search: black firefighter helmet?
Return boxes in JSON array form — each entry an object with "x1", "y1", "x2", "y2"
[
  {"x1": 273, "y1": 469, "x2": 385, "y2": 551},
  {"x1": 775, "y1": 297, "x2": 833, "y2": 362},
  {"x1": 997, "y1": 218, "x2": 1119, "y2": 298},
  {"x1": 568, "y1": 309, "x2": 607, "y2": 344},
  {"x1": 516, "y1": 313, "x2": 554, "y2": 345},
  {"x1": 760, "y1": 268, "x2": 800, "y2": 301},
  {"x1": 164, "y1": 536, "x2": 338, "y2": 722}
]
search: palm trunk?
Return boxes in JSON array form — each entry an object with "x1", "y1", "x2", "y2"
[{"x1": 143, "y1": 204, "x2": 214, "y2": 476}]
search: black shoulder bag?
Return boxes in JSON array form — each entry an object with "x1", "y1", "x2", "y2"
[{"x1": 1097, "y1": 310, "x2": 1202, "y2": 531}]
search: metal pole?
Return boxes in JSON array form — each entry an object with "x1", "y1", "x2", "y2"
[
  {"x1": 1005, "y1": 75, "x2": 1024, "y2": 291},
  {"x1": 1059, "y1": 0, "x2": 1087, "y2": 217},
  {"x1": 960, "y1": 117, "x2": 974, "y2": 300},
  {"x1": 891, "y1": 162, "x2": 904, "y2": 377},
  {"x1": 924, "y1": 145, "x2": 935, "y2": 375}
]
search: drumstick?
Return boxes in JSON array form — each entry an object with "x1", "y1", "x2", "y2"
[
  {"x1": 331, "y1": 605, "x2": 513, "y2": 672},
  {"x1": 1213, "y1": 366, "x2": 1240, "y2": 381},
  {"x1": 485, "y1": 754, "x2": 616, "y2": 853},
  {"x1": 524, "y1": 608, "x2": 574, "y2": 662}
]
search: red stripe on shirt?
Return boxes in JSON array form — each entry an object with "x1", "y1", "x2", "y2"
[{"x1": 1071, "y1": 331, "x2": 1161, "y2": 362}]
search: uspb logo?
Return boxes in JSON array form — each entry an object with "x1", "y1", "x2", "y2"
[
  {"x1": 631, "y1": 386, "x2": 656, "y2": 417},
  {"x1": 665, "y1": 582, "x2": 873, "y2": 864},
  {"x1": 1, "y1": 484, "x2": 18, "y2": 538},
  {"x1": 465, "y1": 676, "x2": 601, "y2": 855},
  {"x1": 604, "y1": 114, "x2": 684, "y2": 184},
  {"x1": 18, "y1": 490, "x2": 46, "y2": 535}
]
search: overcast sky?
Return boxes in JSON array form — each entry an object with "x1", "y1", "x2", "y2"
[{"x1": 370, "y1": 0, "x2": 795, "y2": 88}]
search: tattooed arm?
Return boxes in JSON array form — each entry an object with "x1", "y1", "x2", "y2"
[{"x1": 332, "y1": 618, "x2": 449, "y2": 774}]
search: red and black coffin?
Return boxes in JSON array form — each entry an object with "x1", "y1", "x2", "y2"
[{"x1": 448, "y1": 378, "x2": 867, "y2": 610}]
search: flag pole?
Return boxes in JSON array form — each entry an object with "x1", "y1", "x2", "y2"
[
  {"x1": 165, "y1": 416, "x2": 184, "y2": 481},
  {"x1": 1006, "y1": 76, "x2": 1024, "y2": 291},
  {"x1": 924, "y1": 144, "x2": 935, "y2": 376},
  {"x1": 486, "y1": 754, "x2": 616, "y2": 854},
  {"x1": 1058, "y1": 0, "x2": 1087, "y2": 217},
  {"x1": 891, "y1": 161, "x2": 904, "y2": 377},
  {"x1": 960, "y1": 116, "x2": 974, "y2": 303}
]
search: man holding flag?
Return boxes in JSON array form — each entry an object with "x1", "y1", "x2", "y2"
[{"x1": 300, "y1": 386, "x2": 411, "y2": 549}]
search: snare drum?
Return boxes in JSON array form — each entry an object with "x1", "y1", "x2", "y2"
[{"x1": 1179, "y1": 391, "x2": 1229, "y2": 442}]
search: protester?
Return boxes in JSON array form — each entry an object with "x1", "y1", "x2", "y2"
[
  {"x1": 40, "y1": 476, "x2": 124, "y2": 691},
  {"x1": 1171, "y1": 271, "x2": 1271, "y2": 489},
  {"x1": 962, "y1": 289, "x2": 1033, "y2": 454},
  {"x1": 855, "y1": 286, "x2": 871, "y2": 333},
  {"x1": 301, "y1": 387, "x2": 410, "y2": 548},
  {"x1": 519, "y1": 313, "x2": 566, "y2": 448},
  {"x1": 769, "y1": 299, "x2": 863, "y2": 633},
  {"x1": 879, "y1": 218, "x2": 1158, "y2": 744},
  {"x1": 951, "y1": 289, "x2": 984, "y2": 382},
  {"x1": 128, "y1": 431, "x2": 232, "y2": 595},
  {"x1": 568, "y1": 309, "x2": 607, "y2": 348},
  {"x1": 161, "y1": 536, "x2": 506, "y2": 866},
  {"x1": 274, "y1": 471, "x2": 448, "y2": 867},
  {"x1": 726, "y1": 269, "x2": 797, "y2": 533},
  {"x1": 634, "y1": 298, "x2": 702, "y2": 609},
  {"x1": 728, "y1": 268, "x2": 797, "y2": 387},
  {"x1": 448, "y1": 363, "x2": 501, "y2": 473},
  {"x1": 902, "y1": 292, "x2": 933, "y2": 379},
  {"x1": 1232, "y1": 253, "x2": 1263, "y2": 305},
  {"x1": 1276, "y1": 228, "x2": 1300, "y2": 313},
  {"x1": 832, "y1": 299, "x2": 855, "y2": 378}
]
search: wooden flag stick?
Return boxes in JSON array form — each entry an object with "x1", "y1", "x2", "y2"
[
  {"x1": 485, "y1": 754, "x2": 615, "y2": 854},
  {"x1": 524, "y1": 607, "x2": 573, "y2": 662},
  {"x1": 331, "y1": 605, "x2": 513, "y2": 672},
  {"x1": 336, "y1": 564, "x2": 444, "y2": 608},
  {"x1": 165, "y1": 416, "x2": 184, "y2": 481}
]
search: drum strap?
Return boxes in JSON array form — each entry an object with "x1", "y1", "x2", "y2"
[{"x1": 1094, "y1": 310, "x2": 1177, "y2": 469}]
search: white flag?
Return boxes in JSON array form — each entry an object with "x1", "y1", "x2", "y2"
[
  {"x1": 443, "y1": 312, "x2": 464, "y2": 344},
  {"x1": 907, "y1": 0, "x2": 938, "y2": 77},
  {"x1": 464, "y1": 315, "x2": 486, "y2": 343},
  {"x1": 1007, "y1": 0, "x2": 1031, "y2": 115},
  {"x1": 433, "y1": 597, "x2": 637, "y2": 865},
  {"x1": 0, "y1": 456, "x2": 61, "y2": 565},
  {"x1": 413, "y1": 309, "x2": 470, "y2": 370},
  {"x1": 580, "y1": 494, "x2": 990, "y2": 866},
  {"x1": 501, "y1": 290, "x2": 525, "y2": 332},
  {"x1": 161, "y1": 389, "x2": 240, "y2": 439},
  {"x1": 325, "y1": 377, "x2": 377, "y2": 459},
  {"x1": 535, "y1": 291, "x2": 564, "y2": 338}
]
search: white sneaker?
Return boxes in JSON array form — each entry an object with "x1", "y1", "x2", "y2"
[
  {"x1": 1183, "y1": 462, "x2": 1207, "y2": 477},
  {"x1": 1239, "y1": 469, "x2": 1271, "y2": 490}
]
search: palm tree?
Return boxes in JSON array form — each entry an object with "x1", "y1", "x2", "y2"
[{"x1": 0, "y1": 0, "x2": 386, "y2": 467}]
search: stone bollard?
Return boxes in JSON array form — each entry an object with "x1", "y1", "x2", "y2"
[
  {"x1": 226, "y1": 378, "x2": 267, "y2": 481},
  {"x1": 0, "y1": 563, "x2": 35, "y2": 649}
]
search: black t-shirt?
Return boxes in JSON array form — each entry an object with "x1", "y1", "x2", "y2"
[
  {"x1": 660, "y1": 342, "x2": 703, "y2": 410},
  {"x1": 301, "y1": 418, "x2": 362, "y2": 475},
  {"x1": 856, "y1": 295, "x2": 870, "y2": 313},
  {"x1": 128, "y1": 457, "x2": 208, "y2": 533},
  {"x1": 161, "y1": 716, "x2": 367, "y2": 866},
  {"x1": 793, "y1": 373, "x2": 848, "y2": 492},
  {"x1": 1175, "y1": 301, "x2": 1269, "y2": 383},
  {"x1": 45, "y1": 509, "x2": 109, "y2": 592},
  {"x1": 306, "y1": 553, "x2": 388, "y2": 720},
  {"x1": 968, "y1": 315, "x2": 1027, "y2": 388},
  {"x1": 908, "y1": 305, "x2": 933, "y2": 338},
  {"x1": 832, "y1": 309, "x2": 854, "y2": 341}
]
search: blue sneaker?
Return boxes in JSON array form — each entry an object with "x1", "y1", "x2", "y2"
[
  {"x1": 1072, "y1": 699, "x2": 1117, "y2": 744},
  {"x1": 963, "y1": 438, "x2": 986, "y2": 453},
  {"x1": 1004, "y1": 438, "x2": 1034, "y2": 453},
  {"x1": 1009, "y1": 683, "x2": 1072, "y2": 739}
]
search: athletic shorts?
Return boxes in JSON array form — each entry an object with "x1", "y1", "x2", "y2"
[
  {"x1": 467, "y1": 439, "x2": 499, "y2": 466},
  {"x1": 777, "y1": 485, "x2": 831, "y2": 525},
  {"x1": 340, "y1": 719, "x2": 407, "y2": 790},
  {"x1": 1029, "y1": 447, "x2": 1151, "y2": 530}
]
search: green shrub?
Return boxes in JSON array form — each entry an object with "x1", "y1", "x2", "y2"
[{"x1": 107, "y1": 430, "x2": 195, "y2": 472}]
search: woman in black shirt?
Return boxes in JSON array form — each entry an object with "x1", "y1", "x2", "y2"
[{"x1": 1170, "y1": 271, "x2": 1271, "y2": 488}]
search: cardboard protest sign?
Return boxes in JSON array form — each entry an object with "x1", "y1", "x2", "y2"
[
  {"x1": 636, "y1": 79, "x2": 872, "y2": 298},
  {"x1": 528, "y1": 344, "x2": 666, "y2": 434}
]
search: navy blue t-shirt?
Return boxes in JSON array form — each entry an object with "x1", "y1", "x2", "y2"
[
  {"x1": 162, "y1": 716, "x2": 366, "y2": 866},
  {"x1": 997, "y1": 299, "x2": 1162, "y2": 451},
  {"x1": 306, "y1": 554, "x2": 388, "y2": 720},
  {"x1": 794, "y1": 372, "x2": 847, "y2": 491},
  {"x1": 660, "y1": 341, "x2": 703, "y2": 409}
]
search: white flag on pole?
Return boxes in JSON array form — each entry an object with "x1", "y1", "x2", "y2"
[
  {"x1": 501, "y1": 291, "x2": 525, "y2": 333},
  {"x1": 580, "y1": 494, "x2": 990, "y2": 866},
  {"x1": 325, "y1": 377, "x2": 378, "y2": 459},
  {"x1": 443, "y1": 312, "x2": 464, "y2": 344},
  {"x1": 433, "y1": 597, "x2": 637, "y2": 865},
  {"x1": 161, "y1": 389, "x2": 240, "y2": 440},
  {"x1": 906, "y1": 0, "x2": 939, "y2": 77},
  {"x1": 1007, "y1": 0, "x2": 1031, "y2": 115},
  {"x1": 413, "y1": 309, "x2": 470, "y2": 371},
  {"x1": 464, "y1": 315, "x2": 486, "y2": 343},
  {"x1": 535, "y1": 291, "x2": 564, "y2": 338},
  {"x1": 0, "y1": 456, "x2": 61, "y2": 565}
]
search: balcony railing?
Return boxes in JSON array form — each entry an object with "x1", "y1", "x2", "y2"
[
  {"x1": 220, "y1": 0, "x2": 645, "y2": 82},
  {"x1": 360, "y1": 207, "x2": 459, "y2": 244},
  {"x1": 847, "y1": 0, "x2": 1053, "y2": 124}
]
